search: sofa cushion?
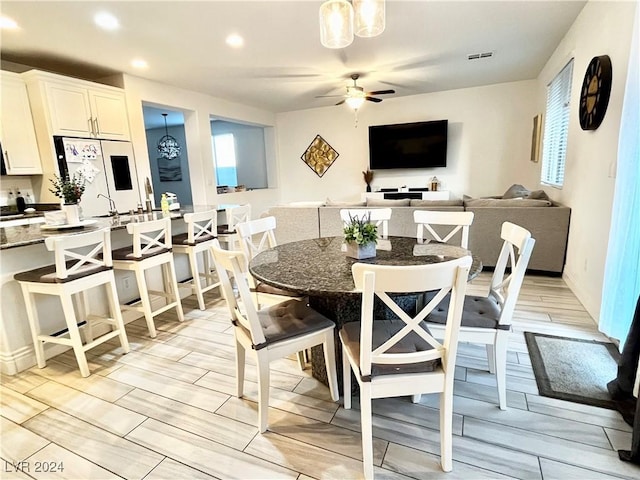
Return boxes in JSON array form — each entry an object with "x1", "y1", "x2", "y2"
[
  {"x1": 410, "y1": 199, "x2": 464, "y2": 207},
  {"x1": 464, "y1": 198, "x2": 552, "y2": 207},
  {"x1": 366, "y1": 198, "x2": 411, "y2": 207},
  {"x1": 526, "y1": 189, "x2": 551, "y2": 201},
  {"x1": 502, "y1": 184, "x2": 530, "y2": 199}
]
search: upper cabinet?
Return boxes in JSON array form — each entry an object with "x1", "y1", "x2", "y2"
[
  {"x1": 0, "y1": 72, "x2": 43, "y2": 175},
  {"x1": 23, "y1": 70, "x2": 130, "y2": 141}
]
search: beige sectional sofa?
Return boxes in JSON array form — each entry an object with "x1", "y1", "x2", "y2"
[{"x1": 264, "y1": 197, "x2": 571, "y2": 274}]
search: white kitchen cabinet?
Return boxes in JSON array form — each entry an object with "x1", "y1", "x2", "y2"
[
  {"x1": 0, "y1": 72, "x2": 43, "y2": 174},
  {"x1": 24, "y1": 70, "x2": 130, "y2": 141}
]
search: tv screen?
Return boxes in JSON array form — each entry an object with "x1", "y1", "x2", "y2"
[{"x1": 368, "y1": 120, "x2": 448, "y2": 169}]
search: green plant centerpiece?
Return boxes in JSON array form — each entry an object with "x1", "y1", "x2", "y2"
[
  {"x1": 343, "y1": 212, "x2": 378, "y2": 259},
  {"x1": 49, "y1": 173, "x2": 86, "y2": 205}
]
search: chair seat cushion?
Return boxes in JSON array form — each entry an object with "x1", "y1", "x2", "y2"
[
  {"x1": 251, "y1": 299, "x2": 334, "y2": 349},
  {"x1": 172, "y1": 232, "x2": 216, "y2": 246},
  {"x1": 14, "y1": 262, "x2": 111, "y2": 284},
  {"x1": 425, "y1": 292, "x2": 507, "y2": 330},
  {"x1": 340, "y1": 319, "x2": 441, "y2": 380},
  {"x1": 217, "y1": 224, "x2": 234, "y2": 235},
  {"x1": 253, "y1": 282, "x2": 305, "y2": 298},
  {"x1": 112, "y1": 245, "x2": 171, "y2": 261}
]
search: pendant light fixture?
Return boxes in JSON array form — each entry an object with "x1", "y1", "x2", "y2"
[
  {"x1": 157, "y1": 113, "x2": 181, "y2": 159},
  {"x1": 319, "y1": 0, "x2": 385, "y2": 49}
]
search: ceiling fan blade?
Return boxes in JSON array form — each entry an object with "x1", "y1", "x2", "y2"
[
  {"x1": 366, "y1": 97, "x2": 383, "y2": 103},
  {"x1": 315, "y1": 94, "x2": 346, "y2": 98},
  {"x1": 335, "y1": 99, "x2": 346, "y2": 106},
  {"x1": 367, "y1": 89, "x2": 395, "y2": 95}
]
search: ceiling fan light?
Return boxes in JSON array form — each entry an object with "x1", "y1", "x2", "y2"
[
  {"x1": 353, "y1": 0, "x2": 385, "y2": 38},
  {"x1": 345, "y1": 96, "x2": 365, "y2": 110},
  {"x1": 319, "y1": 0, "x2": 354, "y2": 49}
]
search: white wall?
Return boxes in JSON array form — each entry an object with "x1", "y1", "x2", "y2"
[
  {"x1": 535, "y1": 0, "x2": 636, "y2": 320},
  {"x1": 275, "y1": 80, "x2": 538, "y2": 203},
  {"x1": 121, "y1": 74, "x2": 281, "y2": 217}
]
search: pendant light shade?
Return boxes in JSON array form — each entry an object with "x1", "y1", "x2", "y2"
[
  {"x1": 319, "y1": 0, "x2": 354, "y2": 49},
  {"x1": 345, "y1": 95, "x2": 365, "y2": 110},
  {"x1": 157, "y1": 113, "x2": 181, "y2": 160},
  {"x1": 353, "y1": 0, "x2": 385, "y2": 37}
]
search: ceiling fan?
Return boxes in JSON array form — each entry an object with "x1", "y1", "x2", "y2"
[{"x1": 317, "y1": 74, "x2": 395, "y2": 108}]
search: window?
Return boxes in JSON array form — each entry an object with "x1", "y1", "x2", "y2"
[
  {"x1": 541, "y1": 59, "x2": 574, "y2": 187},
  {"x1": 210, "y1": 119, "x2": 268, "y2": 191},
  {"x1": 212, "y1": 133, "x2": 238, "y2": 187}
]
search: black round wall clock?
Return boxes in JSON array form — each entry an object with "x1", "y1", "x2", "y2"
[{"x1": 579, "y1": 55, "x2": 612, "y2": 130}]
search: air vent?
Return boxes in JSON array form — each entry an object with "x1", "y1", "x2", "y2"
[{"x1": 467, "y1": 51, "x2": 494, "y2": 60}]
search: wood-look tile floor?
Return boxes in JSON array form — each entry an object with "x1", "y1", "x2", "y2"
[{"x1": 2, "y1": 273, "x2": 639, "y2": 479}]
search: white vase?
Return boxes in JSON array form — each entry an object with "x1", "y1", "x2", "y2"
[
  {"x1": 345, "y1": 241, "x2": 377, "y2": 260},
  {"x1": 62, "y1": 203, "x2": 80, "y2": 225}
]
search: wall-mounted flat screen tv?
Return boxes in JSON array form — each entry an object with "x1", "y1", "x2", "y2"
[{"x1": 368, "y1": 120, "x2": 448, "y2": 169}]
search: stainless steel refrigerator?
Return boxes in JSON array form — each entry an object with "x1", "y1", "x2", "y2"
[{"x1": 53, "y1": 136, "x2": 141, "y2": 217}]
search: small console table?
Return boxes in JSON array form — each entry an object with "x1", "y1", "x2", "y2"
[{"x1": 361, "y1": 189, "x2": 450, "y2": 202}]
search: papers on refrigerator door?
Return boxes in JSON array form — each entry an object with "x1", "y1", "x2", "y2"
[
  {"x1": 76, "y1": 159, "x2": 101, "y2": 183},
  {"x1": 62, "y1": 138, "x2": 102, "y2": 163}
]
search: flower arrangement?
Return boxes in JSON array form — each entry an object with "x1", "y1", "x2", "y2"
[
  {"x1": 362, "y1": 169, "x2": 374, "y2": 192},
  {"x1": 49, "y1": 173, "x2": 86, "y2": 204},
  {"x1": 343, "y1": 212, "x2": 378, "y2": 246}
]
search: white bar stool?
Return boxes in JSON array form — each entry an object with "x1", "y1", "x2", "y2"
[
  {"x1": 172, "y1": 209, "x2": 221, "y2": 310},
  {"x1": 112, "y1": 217, "x2": 184, "y2": 337},
  {"x1": 14, "y1": 228, "x2": 130, "y2": 377},
  {"x1": 217, "y1": 204, "x2": 251, "y2": 250}
]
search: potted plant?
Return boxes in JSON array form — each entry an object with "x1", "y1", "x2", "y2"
[
  {"x1": 49, "y1": 173, "x2": 86, "y2": 224},
  {"x1": 343, "y1": 212, "x2": 378, "y2": 259},
  {"x1": 362, "y1": 169, "x2": 374, "y2": 192}
]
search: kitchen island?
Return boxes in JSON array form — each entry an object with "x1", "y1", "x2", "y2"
[{"x1": 0, "y1": 205, "x2": 232, "y2": 375}]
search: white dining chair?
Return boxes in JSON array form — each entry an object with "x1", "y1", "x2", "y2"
[
  {"x1": 414, "y1": 210, "x2": 475, "y2": 247},
  {"x1": 341, "y1": 256, "x2": 472, "y2": 478},
  {"x1": 217, "y1": 204, "x2": 251, "y2": 250},
  {"x1": 236, "y1": 216, "x2": 310, "y2": 369},
  {"x1": 172, "y1": 209, "x2": 221, "y2": 310},
  {"x1": 210, "y1": 240, "x2": 339, "y2": 432},
  {"x1": 340, "y1": 208, "x2": 392, "y2": 239},
  {"x1": 425, "y1": 221, "x2": 535, "y2": 410}
]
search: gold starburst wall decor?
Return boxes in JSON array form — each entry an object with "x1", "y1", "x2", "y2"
[{"x1": 301, "y1": 135, "x2": 339, "y2": 178}]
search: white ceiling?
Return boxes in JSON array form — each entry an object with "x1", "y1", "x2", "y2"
[{"x1": 1, "y1": 1, "x2": 586, "y2": 114}]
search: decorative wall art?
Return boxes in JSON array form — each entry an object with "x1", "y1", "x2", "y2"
[
  {"x1": 530, "y1": 114, "x2": 543, "y2": 163},
  {"x1": 301, "y1": 135, "x2": 339, "y2": 177},
  {"x1": 158, "y1": 157, "x2": 183, "y2": 181}
]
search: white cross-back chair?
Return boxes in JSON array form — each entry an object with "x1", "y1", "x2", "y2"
[
  {"x1": 112, "y1": 217, "x2": 184, "y2": 338},
  {"x1": 340, "y1": 208, "x2": 392, "y2": 239},
  {"x1": 340, "y1": 256, "x2": 472, "y2": 478},
  {"x1": 14, "y1": 228, "x2": 130, "y2": 377},
  {"x1": 414, "y1": 210, "x2": 475, "y2": 247},
  {"x1": 172, "y1": 209, "x2": 221, "y2": 310},
  {"x1": 426, "y1": 221, "x2": 535, "y2": 410},
  {"x1": 217, "y1": 204, "x2": 251, "y2": 250},
  {"x1": 210, "y1": 240, "x2": 339, "y2": 433},
  {"x1": 236, "y1": 216, "x2": 309, "y2": 368}
]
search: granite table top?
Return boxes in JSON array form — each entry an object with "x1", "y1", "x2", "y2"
[
  {"x1": 249, "y1": 236, "x2": 482, "y2": 298},
  {"x1": 0, "y1": 205, "x2": 235, "y2": 250}
]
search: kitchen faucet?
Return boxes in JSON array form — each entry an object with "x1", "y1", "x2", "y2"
[{"x1": 97, "y1": 194, "x2": 118, "y2": 217}]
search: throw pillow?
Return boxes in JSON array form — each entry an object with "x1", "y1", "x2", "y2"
[
  {"x1": 366, "y1": 198, "x2": 411, "y2": 207},
  {"x1": 526, "y1": 190, "x2": 551, "y2": 201},
  {"x1": 502, "y1": 184, "x2": 531, "y2": 199}
]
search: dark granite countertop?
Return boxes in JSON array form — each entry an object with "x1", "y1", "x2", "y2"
[
  {"x1": 249, "y1": 236, "x2": 482, "y2": 297},
  {"x1": 0, "y1": 205, "x2": 232, "y2": 250}
]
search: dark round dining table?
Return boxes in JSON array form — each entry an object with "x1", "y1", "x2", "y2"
[{"x1": 249, "y1": 236, "x2": 482, "y2": 387}]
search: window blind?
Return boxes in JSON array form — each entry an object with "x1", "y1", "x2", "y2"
[{"x1": 541, "y1": 59, "x2": 574, "y2": 187}]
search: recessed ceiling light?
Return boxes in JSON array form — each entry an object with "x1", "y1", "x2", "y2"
[
  {"x1": 226, "y1": 34, "x2": 244, "y2": 48},
  {"x1": 94, "y1": 12, "x2": 119, "y2": 31},
  {"x1": 131, "y1": 59, "x2": 148, "y2": 69},
  {"x1": 0, "y1": 16, "x2": 19, "y2": 30}
]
